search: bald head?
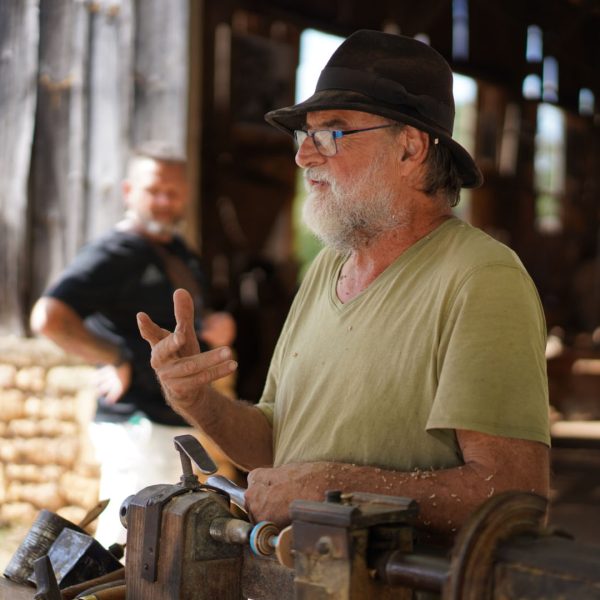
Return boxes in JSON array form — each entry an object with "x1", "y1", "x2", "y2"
[{"x1": 127, "y1": 141, "x2": 187, "y2": 178}]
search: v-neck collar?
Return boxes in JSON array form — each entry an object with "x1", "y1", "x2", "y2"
[{"x1": 328, "y1": 217, "x2": 458, "y2": 310}]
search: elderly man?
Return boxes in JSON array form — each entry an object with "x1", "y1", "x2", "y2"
[
  {"x1": 31, "y1": 143, "x2": 236, "y2": 545},
  {"x1": 137, "y1": 31, "x2": 549, "y2": 537}
]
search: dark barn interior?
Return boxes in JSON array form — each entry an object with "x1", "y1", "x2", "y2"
[
  {"x1": 1, "y1": 0, "x2": 600, "y2": 586},
  {"x1": 193, "y1": 0, "x2": 600, "y2": 544}
]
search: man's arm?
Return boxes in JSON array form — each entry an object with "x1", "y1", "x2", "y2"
[
  {"x1": 30, "y1": 296, "x2": 132, "y2": 402},
  {"x1": 31, "y1": 297, "x2": 124, "y2": 364},
  {"x1": 137, "y1": 288, "x2": 273, "y2": 471},
  {"x1": 245, "y1": 429, "x2": 549, "y2": 534}
]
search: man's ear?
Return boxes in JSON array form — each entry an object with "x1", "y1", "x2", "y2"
[
  {"x1": 400, "y1": 127, "x2": 429, "y2": 163},
  {"x1": 401, "y1": 145, "x2": 415, "y2": 161},
  {"x1": 122, "y1": 180, "x2": 132, "y2": 207}
]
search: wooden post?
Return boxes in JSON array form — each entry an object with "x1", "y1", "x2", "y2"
[
  {"x1": 0, "y1": 0, "x2": 39, "y2": 335},
  {"x1": 132, "y1": 0, "x2": 190, "y2": 154},
  {"x1": 85, "y1": 0, "x2": 134, "y2": 241},
  {"x1": 28, "y1": 0, "x2": 91, "y2": 304}
]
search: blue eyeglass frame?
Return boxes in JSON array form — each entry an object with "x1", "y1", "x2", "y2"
[{"x1": 293, "y1": 124, "x2": 396, "y2": 156}]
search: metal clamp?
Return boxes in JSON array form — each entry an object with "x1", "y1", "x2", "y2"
[
  {"x1": 174, "y1": 434, "x2": 217, "y2": 487},
  {"x1": 139, "y1": 435, "x2": 219, "y2": 582}
]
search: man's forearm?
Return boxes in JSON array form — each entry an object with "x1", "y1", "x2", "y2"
[
  {"x1": 303, "y1": 461, "x2": 502, "y2": 534},
  {"x1": 314, "y1": 453, "x2": 546, "y2": 534},
  {"x1": 247, "y1": 454, "x2": 547, "y2": 534},
  {"x1": 169, "y1": 385, "x2": 274, "y2": 472},
  {"x1": 31, "y1": 297, "x2": 124, "y2": 366},
  {"x1": 47, "y1": 326, "x2": 124, "y2": 366},
  {"x1": 245, "y1": 434, "x2": 549, "y2": 532}
]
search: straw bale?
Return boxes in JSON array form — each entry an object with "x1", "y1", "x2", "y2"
[
  {"x1": 46, "y1": 365, "x2": 95, "y2": 395},
  {"x1": 6, "y1": 419, "x2": 38, "y2": 438},
  {"x1": 0, "y1": 440, "x2": 18, "y2": 463},
  {"x1": 0, "y1": 389, "x2": 25, "y2": 421},
  {"x1": 7, "y1": 481, "x2": 62, "y2": 512},
  {"x1": 59, "y1": 472, "x2": 100, "y2": 509},
  {"x1": 0, "y1": 502, "x2": 38, "y2": 526},
  {"x1": 5, "y1": 463, "x2": 64, "y2": 484},
  {"x1": 23, "y1": 395, "x2": 43, "y2": 418},
  {"x1": 37, "y1": 418, "x2": 78, "y2": 437},
  {"x1": 0, "y1": 364, "x2": 17, "y2": 388},
  {"x1": 15, "y1": 366, "x2": 46, "y2": 392}
]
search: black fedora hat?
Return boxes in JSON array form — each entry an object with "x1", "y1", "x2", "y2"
[{"x1": 265, "y1": 30, "x2": 483, "y2": 189}]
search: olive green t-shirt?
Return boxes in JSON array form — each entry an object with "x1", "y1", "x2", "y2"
[{"x1": 257, "y1": 218, "x2": 549, "y2": 470}]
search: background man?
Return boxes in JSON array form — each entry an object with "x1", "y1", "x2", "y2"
[
  {"x1": 137, "y1": 31, "x2": 550, "y2": 537},
  {"x1": 31, "y1": 143, "x2": 236, "y2": 546}
]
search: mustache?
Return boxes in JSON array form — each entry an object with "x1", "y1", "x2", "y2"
[{"x1": 304, "y1": 168, "x2": 334, "y2": 185}]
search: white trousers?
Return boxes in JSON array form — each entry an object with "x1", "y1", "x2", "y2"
[
  {"x1": 89, "y1": 415, "x2": 242, "y2": 548},
  {"x1": 88, "y1": 417, "x2": 195, "y2": 547}
]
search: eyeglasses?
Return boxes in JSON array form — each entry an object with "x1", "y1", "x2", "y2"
[{"x1": 293, "y1": 124, "x2": 396, "y2": 157}]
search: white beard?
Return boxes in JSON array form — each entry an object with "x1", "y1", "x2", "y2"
[{"x1": 302, "y1": 151, "x2": 405, "y2": 254}]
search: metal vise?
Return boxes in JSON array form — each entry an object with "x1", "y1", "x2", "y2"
[{"x1": 120, "y1": 435, "x2": 286, "y2": 600}]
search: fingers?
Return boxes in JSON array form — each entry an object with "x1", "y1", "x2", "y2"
[
  {"x1": 138, "y1": 310, "x2": 187, "y2": 366},
  {"x1": 152, "y1": 348, "x2": 237, "y2": 410},
  {"x1": 137, "y1": 311, "x2": 171, "y2": 346},
  {"x1": 137, "y1": 290, "x2": 199, "y2": 359},
  {"x1": 154, "y1": 346, "x2": 237, "y2": 388},
  {"x1": 94, "y1": 366, "x2": 125, "y2": 405},
  {"x1": 245, "y1": 467, "x2": 292, "y2": 528},
  {"x1": 173, "y1": 289, "x2": 201, "y2": 356},
  {"x1": 137, "y1": 291, "x2": 237, "y2": 410}
]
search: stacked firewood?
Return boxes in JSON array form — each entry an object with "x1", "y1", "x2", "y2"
[{"x1": 0, "y1": 337, "x2": 100, "y2": 527}]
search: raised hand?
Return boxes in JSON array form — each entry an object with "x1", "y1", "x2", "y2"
[{"x1": 137, "y1": 288, "x2": 237, "y2": 411}]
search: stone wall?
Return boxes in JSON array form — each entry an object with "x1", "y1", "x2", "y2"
[{"x1": 0, "y1": 336, "x2": 100, "y2": 528}]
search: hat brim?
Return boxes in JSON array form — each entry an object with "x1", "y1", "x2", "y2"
[{"x1": 265, "y1": 90, "x2": 483, "y2": 189}]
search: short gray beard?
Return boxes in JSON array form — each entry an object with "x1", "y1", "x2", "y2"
[
  {"x1": 302, "y1": 153, "x2": 406, "y2": 254},
  {"x1": 122, "y1": 210, "x2": 181, "y2": 237}
]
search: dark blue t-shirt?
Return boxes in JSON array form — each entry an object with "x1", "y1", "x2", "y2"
[{"x1": 46, "y1": 230, "x2": 207, "y2": 426}]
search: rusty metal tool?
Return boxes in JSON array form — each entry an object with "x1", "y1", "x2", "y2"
[
  {"x1": 174, "y1": 434, "x2": 217, "y2": 484},
  {"x1": 77, "y1": 583, "x2": 126, "y2": 599},
  {"x1": 32, "y1": 555, "x2": 61, "y2": 600},
  {"x1": 205, "y1": 474, "x2": 247, "y2": 512},
  {"x1": 60, "y1": 567, "x2": 125, "y2": 600}
]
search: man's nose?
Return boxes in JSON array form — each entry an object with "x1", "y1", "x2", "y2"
[{"x1": 295, "y1": 136, "x2": 326, "y2": 169}]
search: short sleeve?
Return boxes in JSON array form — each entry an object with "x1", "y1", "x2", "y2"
[{"x1": 427, "y1": 263, "x2": 550, "y2": 445}]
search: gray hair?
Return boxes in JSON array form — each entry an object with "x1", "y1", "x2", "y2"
[
  {"x1": 385, "y1": 122, "x2": 462, "y2": 207},
  {"x1": 421, "y1": 141, "x2": 462, "y2": 207}
]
